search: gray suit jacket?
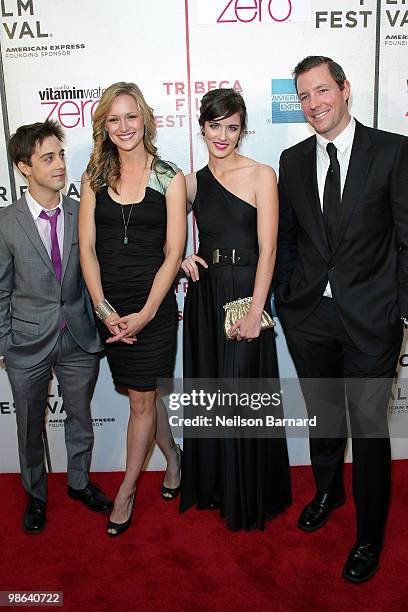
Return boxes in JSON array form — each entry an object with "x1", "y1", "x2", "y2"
[{"x1": 0, "y1": 194, "x2": 102, "y2": 367}]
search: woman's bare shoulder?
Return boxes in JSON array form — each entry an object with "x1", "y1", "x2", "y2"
[
  {"x1": 236, "y1": 156, "x2": 276, "y2": 176},
  {"x1": 252, "y1": 160, "x2": 276, "y2": 174},
  {"x1": 251, "y1": 162, "x2": 277, "y2": 184}
]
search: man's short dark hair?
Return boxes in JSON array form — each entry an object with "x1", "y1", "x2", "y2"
[
  {"x1": 8, "y1": 119, "x2": 64, "y2": 167},
  {"x1": 293, "y1": 56, "x2": 347, "y2": 92}
]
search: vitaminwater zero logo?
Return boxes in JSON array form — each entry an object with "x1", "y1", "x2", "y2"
[
  {"x1": 197, "y1": 1, "x2": 311, "y2": 25},
  {"x1": 217, "y1": 0, "x2": 292, "y2": 23},
  {"x1": 37, "y1": 85, "x2": 104, "y2": 129},
  {"x1": 1, "y1": 0, "x2": 49, "y2": 39},
  {"x1": 271, "y1": 79, "x2": 305, "y2": 124}
]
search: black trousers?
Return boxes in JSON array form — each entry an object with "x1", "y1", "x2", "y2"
[{"x1": 283, "y1": 297, "x2": 402, "y2": 546}]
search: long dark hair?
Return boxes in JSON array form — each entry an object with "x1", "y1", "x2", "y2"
[{"x1": 198, "y1": 88, "x2": 247, "y2": 135}]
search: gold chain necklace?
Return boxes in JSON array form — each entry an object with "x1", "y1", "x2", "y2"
[{"x1": 119, "y1": 155, "x2": 148, "y2": 245}]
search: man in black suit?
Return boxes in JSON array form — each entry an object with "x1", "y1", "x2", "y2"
[{"x1": 275, "y1": 56, "x2": 408, "y2": 582}]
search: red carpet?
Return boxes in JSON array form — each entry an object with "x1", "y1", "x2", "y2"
[{"x1": 0, "y1": 462, "x2": 407, "y2": 611}]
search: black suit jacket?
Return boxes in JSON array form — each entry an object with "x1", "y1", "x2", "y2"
[{"x1": 274, "y1": 121, "x2": 408, "y2": 355}]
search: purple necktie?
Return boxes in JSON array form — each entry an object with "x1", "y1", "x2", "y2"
[
  {"x1": 39, "y1": 208, "x2": 62, "y2": 282},
  {"x1": 39, "y1": 208, "x2": 65, "y2": 331}
]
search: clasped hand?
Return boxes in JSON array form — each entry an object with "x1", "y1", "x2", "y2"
[
  {"x1": 104, "y1": 312, "x2": 147, "y2": 344},
  {"x1": 228, "y1": 312, "x2": 262, "y2": 342}
]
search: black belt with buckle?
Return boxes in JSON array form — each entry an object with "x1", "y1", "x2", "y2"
[{"x1": 199, "y1": 247, "x2": 259, "y2": 266}]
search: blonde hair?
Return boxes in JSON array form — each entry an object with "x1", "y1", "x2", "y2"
[{"x1": 87, "y1": 82, "x2": 158, "y2": 193}]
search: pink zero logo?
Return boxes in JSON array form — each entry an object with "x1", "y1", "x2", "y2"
[
  {"x1": 217, "y1": 0, "x2": 292, "y2": 23},
  {"x1": 40, "y1": 99, "x2": 99, "y2": 128}
]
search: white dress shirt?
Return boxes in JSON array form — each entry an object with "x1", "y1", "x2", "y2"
[
  {"x1": 25, "y1": 191, "x2": 64, "y2": 259},
  {"x1": 316, "y1": 116, "x2": 356, "y2": 298}
]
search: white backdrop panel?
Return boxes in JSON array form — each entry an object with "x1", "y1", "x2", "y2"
[
  {"x1": 0, "y1": 0, "x2": 407, "y2": 472},
  {"x1": 0, "y1": 87, "x2": 12, "y2": 207},
  {"x1": 378, "y1": 0, "x2": 408, "y2": 136}
]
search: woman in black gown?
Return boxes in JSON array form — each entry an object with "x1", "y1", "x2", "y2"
[
  {"x1": 79, "y1": 82, "x2": 186, "y2": 536},
  {"x1": 180, "y1": 88, "x2": 291, "y2": 530}
]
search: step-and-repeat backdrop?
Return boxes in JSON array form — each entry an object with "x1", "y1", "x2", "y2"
[{"x1": 0, "y1": 0, "x2": 407, "y2": 471}]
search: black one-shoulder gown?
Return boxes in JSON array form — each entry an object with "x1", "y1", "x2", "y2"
[{"x1": 180, "y1": 166, "x2": 292, "y2": 531}]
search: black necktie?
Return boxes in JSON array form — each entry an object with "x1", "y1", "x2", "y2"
[{"x1": 323, "y1": 142, "x2": 341, "y2": 249}]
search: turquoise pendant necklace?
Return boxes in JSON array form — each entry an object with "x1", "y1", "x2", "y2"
[
  {"x1": 119, "y1": 154, "x2": 149, "y2": 245},
  {"x1": 120, "y1": 203, "x2": 134, "y2": 245}
]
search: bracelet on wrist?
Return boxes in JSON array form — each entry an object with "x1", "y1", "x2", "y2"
[{"x1": 94, "y1": 299, "x2": 118, "y2": 321}]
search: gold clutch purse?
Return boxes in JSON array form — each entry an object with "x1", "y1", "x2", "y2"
[{"x1": 223, "y1": 297, "x2": 276, "y2": 340}]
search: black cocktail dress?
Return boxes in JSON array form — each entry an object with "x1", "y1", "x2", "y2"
[{"x1": 94, "y1": 160, "x2": 179, "y2": 391}]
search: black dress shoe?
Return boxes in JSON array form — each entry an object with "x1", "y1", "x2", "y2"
[
  {"x1": 24, "y1": 496, "x2": 46, "y2": 534},
  {"x1": 297, "y1": 491, "x2": 345, "y2": 532},
  {"x1": 343, "y1": 543, "x2": 380, "y2": 583},
  {"x1": 68, "y1": 481, "x2": 113, "y2": 513}
]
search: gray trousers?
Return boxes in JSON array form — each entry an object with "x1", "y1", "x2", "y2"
[{"x1": 5, "y1": 329, "x2": 99, "y2": 501}]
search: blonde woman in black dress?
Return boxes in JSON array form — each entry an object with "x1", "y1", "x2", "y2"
[
  {"x1": 80, "y1": 82, "x2": 186, "y2": 536},
  {"x1": 180, "y1": 89, "x2": 291, "y2": 530}
]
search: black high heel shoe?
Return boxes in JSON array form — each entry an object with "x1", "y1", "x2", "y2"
[
  {"x1": 106, "y1": 494, "x2": 134, "y2": 537},
  {"x1": 161, "y1": 446, "x2": 182, "y2": 501}
]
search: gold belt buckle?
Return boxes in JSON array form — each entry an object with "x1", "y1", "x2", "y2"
[{"x1": 213, "y1": 249, "x2": 220, "y2": 264}]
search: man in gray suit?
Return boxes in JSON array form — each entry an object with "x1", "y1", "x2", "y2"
[{"x1": 0, "y1": 120, "x2": 112, "y2": 533}]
